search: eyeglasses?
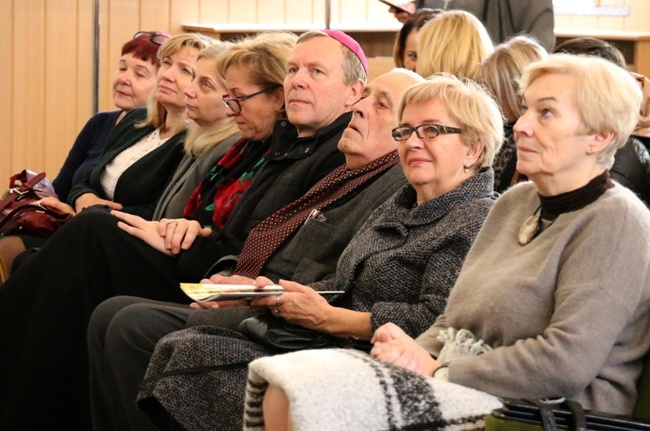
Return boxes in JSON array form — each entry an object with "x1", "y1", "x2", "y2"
[
  {"x1": 133, "y1": 31, "x2": 170, "y2": 46},
  {"x1": 221, "y1": 89, "x2": 268, "y2": 114},
  {"x1": 391, "y1": 123, "x2": 462, "y2": 141}
]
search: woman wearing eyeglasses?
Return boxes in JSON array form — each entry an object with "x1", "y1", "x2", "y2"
[{"x1": 253, "y1": 55, "x2": 650, "y2": 430}]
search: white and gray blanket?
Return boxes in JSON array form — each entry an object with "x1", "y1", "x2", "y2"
[{"x1": 245, "y1": 348, "x2": 502, "y2": 431}]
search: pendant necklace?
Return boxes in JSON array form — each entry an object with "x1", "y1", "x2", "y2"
[{"x1": 518, "y1": 205, "x2": 550, "y2": 246}]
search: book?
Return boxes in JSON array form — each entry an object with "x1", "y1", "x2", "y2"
[{"x1": 179, "y1": 283, "x2": 344, "y2": 302}]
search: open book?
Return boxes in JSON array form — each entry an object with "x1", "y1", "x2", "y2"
[{"x1": 180, "y1": 283, "x2": 344, "y2": 302}]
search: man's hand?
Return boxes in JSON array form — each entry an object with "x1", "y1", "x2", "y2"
[{"x1": 371, "y1": 322, "x2": 440, "y2": 376}]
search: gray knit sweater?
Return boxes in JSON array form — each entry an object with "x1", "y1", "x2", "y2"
[
  {"x1": 315, "y1": 168, "x2": 497, "y2": 337},
  {"x1": 417, "y1": 181, "x2": 650, "y2": 415}
]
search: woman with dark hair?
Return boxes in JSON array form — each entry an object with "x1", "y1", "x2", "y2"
[{"x1": 392, "y1": 8, "x2": 441, "y2": 72}]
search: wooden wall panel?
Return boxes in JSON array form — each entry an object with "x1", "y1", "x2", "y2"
[
  {"x1": 628, "y1": 0, "x2": 650, "y2": 32},
  {"x1": 199, "y1": 0, "x2": 228, "y2": 23},
  {"x1": 312, "y1": 0, "x2": 326, "y2": 25},
  {"x1": 140, "y1": 0, "x2": 172, "y2": 33},
  {"x1": 77, "y1": 0, "x2": 94, "y2": 134},
  {"x1": 44, "y1": 0, "x2": 81, "y2": 177},
  {"x1": 12, "y1": 0, "x2": 46, "y2": 176},
  {"x1": 228, "y1": 0, "x2": 258, "y2": 24},
  {"x1": 0, "y1": 1, "x2": 13, "y2": 180},
  {"x1": 258, "y1": 1, "x2": 286, "y2": 24},
  {"x1": 284, "y1": 0, "x2": 314, "y2": 24},
  {"x1": 170, "y1": 0, "x2": 200, "y2": 33}
]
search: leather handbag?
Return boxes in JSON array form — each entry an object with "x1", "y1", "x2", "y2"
[
  {"x1": 486, "y1": 398, "x2": 650, "y2": 431},
  {"x1": 237, "y1": 314, "x2": 342, "y2": 353},
  {"x1": 0, "y1": 170, "x2": 73, "y2": 238}
]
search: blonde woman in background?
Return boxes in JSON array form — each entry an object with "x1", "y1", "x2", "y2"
[
  {"x1": 416, "y1": 9, "x2": 494, "y2": 80},
  {"x1": 480, "y1": 35, "x2": 547, "y2": 192}
]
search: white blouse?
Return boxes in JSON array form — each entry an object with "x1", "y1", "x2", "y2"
[{"x1": 100, "y1": 128, "x2": 169, "y2": 200}]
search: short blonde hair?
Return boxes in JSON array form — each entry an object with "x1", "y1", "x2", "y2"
[
  {"x1": 397, "y1": 73, "x2": 504, "y2": 168},
  {"x1": 141, "y1": 33, "x2": 215, "y2": 129},
  {"x1": 216, "y1": 32, "x2": 297, "y2": 94},
  {"x1": 416, "y1": 10, "x2": 494, "y2": 81},
  {"x1": 184, "y1": 42, "x2": 240, "y2": 157},
  {"x1": 521, "y1": 54, "x2": 642, "y2": 169},
  {"x1": 480, "y1": 36, "x2": 547, "y2": 121}
]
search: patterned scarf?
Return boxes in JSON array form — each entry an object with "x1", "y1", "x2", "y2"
[
  {"x1": 183, "y1": 138, "x2": 270, "y2": 229},
  {"x1": 234, "y1": 150, "x2": 400, "y2": 278}
]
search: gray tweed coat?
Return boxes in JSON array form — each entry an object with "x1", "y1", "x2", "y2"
[{"x1": 136, "y1": 169, "x2": 497, "y2": 431}]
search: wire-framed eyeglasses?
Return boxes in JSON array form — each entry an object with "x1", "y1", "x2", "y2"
[
  {"x1": 221, "y1": 89, "x2": 269, "y2": 114},
  {"x1": 391, "y1": 123, "x2": 462, "y2": 141},
  {"x1": 133, "y1": 31, "x2": 170, "y2": 46}
]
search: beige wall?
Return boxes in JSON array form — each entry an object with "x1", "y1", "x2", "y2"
[{"x1": 2, "y1": 0, "x2": 650, "y2": 184}]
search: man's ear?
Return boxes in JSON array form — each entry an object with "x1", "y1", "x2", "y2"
[{"x1": 343, "y1": 80, "x2": 366, "y2": 109}]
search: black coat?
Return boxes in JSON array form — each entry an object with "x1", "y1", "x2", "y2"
[{"x1": 67, "y1": 108, "x2": 186, "y2": 219}]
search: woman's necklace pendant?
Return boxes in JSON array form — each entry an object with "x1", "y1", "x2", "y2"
[{"x1": 518, "y1": 208, "x2": 542, "y2": 245}]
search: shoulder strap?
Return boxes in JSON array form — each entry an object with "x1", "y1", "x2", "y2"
[{"x1": 0, "y1": 172, "x2": 47, "y2": 213}]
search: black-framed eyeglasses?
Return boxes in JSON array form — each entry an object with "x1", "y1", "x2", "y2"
[
  {"x1": 391, "y1": 123, "x2": 462, "y2": 141},
  {"x1": 133, "y1": 31, "x2": 170, "y2": 46},
  {"x1": 221, "y1": 89, "x2": 269, "y2": 114}
]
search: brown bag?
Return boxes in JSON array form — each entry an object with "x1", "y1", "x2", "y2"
[{"x1": 0, "y1": 170, "x2": 73, "y2": 238}]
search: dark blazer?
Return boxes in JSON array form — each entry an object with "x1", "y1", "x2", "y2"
[
  {"x1": 175, "y1": 113, "x2": 350, "y2": 280},
  {"x1": 208, "y1": 163, "x2": 408, "y2": 284},
  {"x1": 67, "y1": 108, "x2": 186, "y2": 220},
  {"x1": 610, "y1": 135, "x2": 650, "y2": 207},
  {"x1": 52, "y1": 110, "x2": 122, "y2": 202}
]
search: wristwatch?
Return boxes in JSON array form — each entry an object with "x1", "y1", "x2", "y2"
[{"x1": 432, "y1": 365, "x2": 449, "y2": 381}]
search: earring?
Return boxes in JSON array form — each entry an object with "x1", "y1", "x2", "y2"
[{"x1": 463, "y1": 164, "x2": 471, "y2": 173}]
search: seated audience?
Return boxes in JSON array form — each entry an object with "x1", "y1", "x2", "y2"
[
  {"x1": 113, "y1": 72, "x2": 503, "y2": 431},
  {"x1": 416, "y1": 9, "x2": 494, "y2": 80},
  {"x1": 554, "y1": 37, "x2": 650, "y2": 206},
  {"x1": 65, "y1": 33, "x2": 214, "y2": 220},
  {"x1": 253, "y1": 54, "x2": 650, "y2": 430},
  {"x1": 0, "y1": 30, "x2": 168, "y2": 275},
  {"x1": 87, "y1": 68, "x2": 424, "y2": 431},
  {"x1": 392, "y1": 8, "x2": 441, "y2": 72},
  {"x1": 0, "y1": 29, "x2": 363, "y2": 431},
  {"x1": 480, "y1": 35, "x2": 547, "y2": 192}
]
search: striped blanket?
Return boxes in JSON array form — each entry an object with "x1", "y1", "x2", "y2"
[{"x1": 245, "y1": 348, "x2": 502, "y2": 431}]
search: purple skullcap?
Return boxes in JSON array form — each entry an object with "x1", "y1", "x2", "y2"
[{"x1": 323, "y1": 29, "x2": 368, "y2": 75}]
